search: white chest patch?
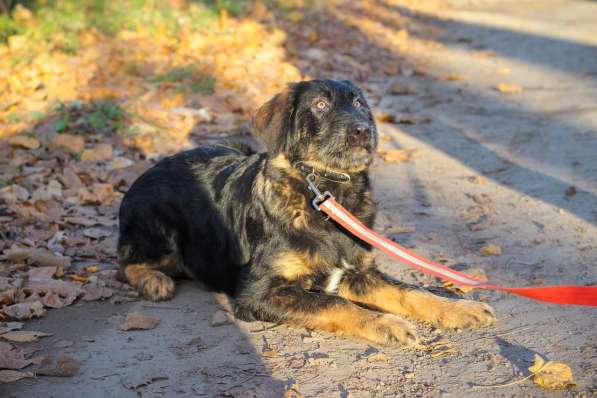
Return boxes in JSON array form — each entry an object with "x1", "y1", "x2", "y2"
[{"x1": 324, "y1": 269, "x2": 345, "y2": 293}]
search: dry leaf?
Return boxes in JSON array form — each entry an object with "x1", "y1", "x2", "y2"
[
  {"x1": 480, "y1": 244, "x2": 502, "y2": 256},
  {"x1": 495, "y1": 83, "x2": 523, "y2": 94},
  {"x1": 0, "y1": 369, "x2": 34, "y2": 383},
  {"x1": 66, "y1": 274, "x2": 89, "y2": 284},
  {"x1": 85, "y1": 266, "x2": 99, "y2": 273},
  {"x1": 7, "y1": 135, "x2": 40, "y2": 150},
  {"x1": 5, "y1": 247, "x2": 71, "y2": 269},
  {"x1": 529, "y1": 354, "x2": 576, "y2": 390},
  {"x1": 0, "y1": 322, "x2": 24, "y2": 335},
  {"x1": 0, "y1": 343, "x2": 33, "y2": 370},
  {"x1": 2, "y1": 301, "x2": 46, "y2": 320},
  {"x1": 82, "y1": 285, "x2": 113, "y2": 301},
  {"x1": 36, "y1": 356, "x2": 80, "y2": 377},
  {"x1": 120, "y1": 313, "x2": 160, "y2": 331},
  {"x1": 0, "y1": 330, "x2": 53, "y2": 343},
  {"x1": 80, "y1": 143, "x2": 113, "y2": 162},
  {"x1": 51, "y1": 134, "x2": 85, "y2": 154},
  {"x1": 444, "y1": 268, "x2": 487, "y2": 294},
  {"x1": 378, "y1": 149, "x2": 416, "y2": 163}
]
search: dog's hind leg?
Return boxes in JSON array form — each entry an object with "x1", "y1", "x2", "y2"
[{"x1": 116, "y1": 230, "x2": 184, "y2": 301}]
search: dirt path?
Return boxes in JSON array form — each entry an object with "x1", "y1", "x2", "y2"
[{"x1": 3, "y1": 1, "x2": 596, "y2": 397}]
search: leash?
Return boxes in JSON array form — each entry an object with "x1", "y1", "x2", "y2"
[{"x1": 305, "y1": 177, "x2": 597, "y2": 307}]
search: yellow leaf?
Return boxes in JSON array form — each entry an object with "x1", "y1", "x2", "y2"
[
  {"x1": 378, "y1": 149, "x2": 416, "y2": 163},
  {"x1": 480, "y1": 244, "x2": 502, "y2": 256},
  {"x1": 80, "y1": 143, "x2": 113, "y2": 162},
  {"x1": 84, "y1": 266, "x2": 99, "y2": 273},
  {"x1": 496, "y1": 83, "x2": 522, "y2": 94},
  {"x1": 529, "y1": 354, "x2": 576, "y2": 390},
  {"x1": 67, "y1": 274, "x2": 89, "y2": 284},
  {"x1": 7, "y1": 135, "x2": 40, "y2": 150}
]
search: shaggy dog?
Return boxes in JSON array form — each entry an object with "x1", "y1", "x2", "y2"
[{"x1": 117, "y1": 79, "x2": 495, "y2": 346}]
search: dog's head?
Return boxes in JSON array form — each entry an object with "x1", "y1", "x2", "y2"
[{"x1": 254, "y1": 79, "x2": 377, "y2": 172}]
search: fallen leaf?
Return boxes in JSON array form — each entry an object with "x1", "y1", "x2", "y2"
[
  {"x1": 0, "y1": 322, "x2": 24, "y2": 335},
  {"x1": 0, "y1": 369, "x2": 34, "y2": 383},
  {"x1": 480, "y1": 244, "x2": 502, "y2": 256},
  {"x1": 66, "y1": 274, "x2": 89, "y2": 284},
  {"x1": 36, "y1": 356, "x2": 80, "y2": 377},
  {"x1": 82, "y1": 285, "x2": 113, "y2": 301},
  {"x1": 120, "y1": 313, "x2": 160, "y2": 331},
  {"x1": 443, "y1": 268, "x2": 487, "y2": 293},
  {"x1": 0, "y1": 330, "x2": 53, "y2": 343},
  {"x1": 495, "y1": 83, "x2": 522, "y2": 94},
  {"x1": 262, "y1": 349, "x2": 277, "y2": 358},
  {"x1": 82, "y1": 228, "x2": 111, "y2": 239},
  {"x1": 0, "y1": 342, "x2": 33, "y2": 370},
  {"x1": 7, "y1": 135, "x2": 40, "y2": 150},
  {"x1": 51, "y1": 134, "x2": 85, "y2": 154},
  {"x1": 5, "y1": 247, "x2": 71, "y2": 269},
  {"x1": 529, "y1": 354, "x2": 576, "y2": 390},
  {"x1": 375, "y1": 111, "x2": 395, "y2": 123},
  {"x1": 54, "y1": 340, "x2": 73, "y2": 348},
  {"x1": 109, "y1": 157, "x2": 134, "y2": 170},
  {"x1": 80, "y1": 143, "x2": 113, "y2": 162},
  {"x1": 84, "y1": 266, "x2": 99, "y2": 273},
  {"x1": 377, "y1": 149, "x2": 416, "y2": 163},
  {"x1": 2, "y1": 301, "x2": 46, "y2": 320}
]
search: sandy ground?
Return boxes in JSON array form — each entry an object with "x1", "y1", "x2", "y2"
[{"x1": 3, "y1": 0, "x2": 596, "y2": 397}]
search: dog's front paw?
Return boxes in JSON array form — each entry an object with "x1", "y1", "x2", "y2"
[
  {"x1": 138, "y1": 271, "x2": 175, "y2": 301},
  {"x1": 435, "y1": 300, "x2": 496, "y2": 329},
  {"x1": 365, "y1": 314, "x2": 419, "y2": 347}
]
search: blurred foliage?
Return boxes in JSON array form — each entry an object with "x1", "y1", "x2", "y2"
[{"x1": 0, "y1": 0, "x2": 302, "y2": 154}]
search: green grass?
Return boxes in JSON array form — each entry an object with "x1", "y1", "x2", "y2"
[
  {"x1": 149, "y1": 65, "x2": 216, "y2": 95},
  {"x1": 52, "y1": 100, "x2": 127, "y2": 135},
  {"x1": 0, "y1": 0, "x2": 257, "y2": 48}
]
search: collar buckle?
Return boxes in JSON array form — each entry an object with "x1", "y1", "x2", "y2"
[{"x1": 306, "y1": 173, "x2": 334, "y2": 211}]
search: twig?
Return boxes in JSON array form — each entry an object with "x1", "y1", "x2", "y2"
[
  {"x1": 471, "y1": 360, "x2": 547, "y2": 389},
  {"x1": 249, "y1": 323, "x2": 283, "y2": 334},
  {"x1": 471, "y1": 373, "x2": 533, "y2": 390},
  {"x1": 459, "y1": 325, "x2": 533, "y2": 344}
]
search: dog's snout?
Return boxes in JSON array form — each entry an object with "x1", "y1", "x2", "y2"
[{"x1": 348, "y1": 124, "x2": 371, "y2": 146}]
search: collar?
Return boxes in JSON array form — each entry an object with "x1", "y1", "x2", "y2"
[{"x1": 293, "y1": 161, "x2": 351, "y2": 184}]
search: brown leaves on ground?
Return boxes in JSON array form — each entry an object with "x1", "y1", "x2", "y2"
[
  {"x1": 0, "y1": 330, "x2": 52, "y2": 343},
  {"x1": 36, "y1": 356, "x2": 81, "y2": 377},
  {"x1": 529, "y1": 354, "x2": 576, "y2": 390},
  {"x1": 51, "y1": 134, "x2": 86, "y2": 154},
  {"x1": 495, "y1": 83, "x2": 523, "y2": 94},
  {"x1": 7, "y1": 135, "x2": 40, "y2": 150},
  {"x1": 0, "y1": 369, "x2": 34, "y2": 383},
  {"x1": 120, "y1": 313, "x2": 160, "y2": 331},
  {"x1": 378, "y1": 148, "x2": 416, "y2": 163},
  {"x1": 480, "y1": 244, "x2": 502, "y2": 256}
]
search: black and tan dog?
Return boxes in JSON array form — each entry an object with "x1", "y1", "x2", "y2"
[{"x1": 117, "y1": 79, "x2": 495, "y2": 346}]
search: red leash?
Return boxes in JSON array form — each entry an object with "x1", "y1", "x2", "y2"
[{"x1": 315, "y1": 195, "x2": 597, "y2": 307}]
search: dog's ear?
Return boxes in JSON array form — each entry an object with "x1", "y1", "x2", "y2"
[{"x1": 253, "y1": 84, "x2": 297, "y2": 153}]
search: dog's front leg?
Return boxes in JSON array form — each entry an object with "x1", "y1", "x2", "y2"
[
  {"x1": 338, "y1": 268, "x2": 496, "y2": 329},
  {"x1": 236, "y1": 281, "x2": 418, "y2": 347}
]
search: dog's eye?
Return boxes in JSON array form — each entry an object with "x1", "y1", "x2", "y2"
[
  {"x1": 353, "y1": 99, "x2": 362, "y2": 108},
  {"x1": 315, "y1": 101, "x2": 328, "y2": 110}
]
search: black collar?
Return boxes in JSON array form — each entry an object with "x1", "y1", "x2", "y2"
[{"x1": 293, "y1": 161, "x2": 351, "y2": 184}]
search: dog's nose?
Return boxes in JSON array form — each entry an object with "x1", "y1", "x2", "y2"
[{"x1": 348, "y1": 125, "x2": 371, "y2": 146}]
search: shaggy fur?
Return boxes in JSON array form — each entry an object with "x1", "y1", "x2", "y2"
[{"x1": 117, "y1": 80, "x2": 495, "y2": 346}]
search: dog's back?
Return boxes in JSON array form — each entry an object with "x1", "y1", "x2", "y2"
[{"x1": 117, "y1": 145, "x2": 263, "y2": 296}]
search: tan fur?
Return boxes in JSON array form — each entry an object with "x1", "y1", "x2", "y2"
[
  {"x1": 122, "y1": 263, "x2": 175, "y2": 301},
  {"x1": 272, "y1": 251, "x2": 320, "y2": 281},
  {"x1": 293, "y1": 303, "x2": 418, "y2": 346},
  {"x1": 338, "y1": 282, "x2": 495, "y2": 329}
]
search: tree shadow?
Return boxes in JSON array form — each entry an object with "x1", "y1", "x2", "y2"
[{"x1": 272, "y1": 1, "x2": 597, "y2": 225}]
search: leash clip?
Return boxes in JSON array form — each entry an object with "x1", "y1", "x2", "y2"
[{"x1": 306, "y1": 173, "x2": 334, "y2": 211}]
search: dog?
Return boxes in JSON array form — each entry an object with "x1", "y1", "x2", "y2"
[{"x1": 117, "y1": 79, "x2": 495, "y2": 346}]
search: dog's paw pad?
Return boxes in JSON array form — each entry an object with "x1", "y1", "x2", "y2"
[
  {"x1": 138, "y1": 271, "x2": 175, "y2": 301},
  {"x1": 438, "y1": 300, "x2": 496, "y2": 329}
]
